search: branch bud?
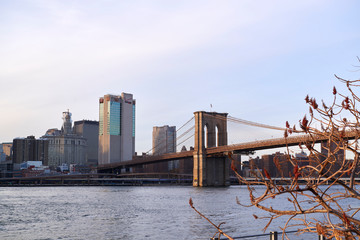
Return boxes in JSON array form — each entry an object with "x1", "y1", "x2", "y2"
[{"x1": 189, "y1": 197, "x2": 193, "y2": 207}]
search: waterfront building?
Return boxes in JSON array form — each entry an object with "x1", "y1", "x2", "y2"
[
  {"x1": 295, "y1": 151, "x2": 310, "y2": 166},
  {"x1": 98, "y1": 93, "x2": 136, "y2": 165},
  {"x1": 74, "y1": 120, "x2": 99, "y2": 165},
  {"x1": 0, "y1": 144, "x2": 5, "y2": 162},
  {"x1": 0, "y1": 142, "x2": 14, "y2": 177},
  {"x1": 240, "y1": 160, "x2": 250, "y2": 176},
  {"x1": 42, "y1": 110, "x2": 87, "y2": 169},
  {"x1": 248, "y1": 156, "x2": 263, "y2": 177},
  {"x1": 152, "y1": 125, "x2": 176, "y2": 155},
  {"x1": 319, "y1": 140, "x2": 345, "y2": 176},
  {"x1": 152, "y1": 125, "x2": 177, "y2": 171},
  {"x1": 261, "y1": 152, "x2": 292, "y2": 177},
  {"x1": 20, "y1": 161, "x2": 50, "y2": 177},
  {"x1": 69, "y1": 164, "x2": 92, "y2": 173},
  {"x1": 249, "y1": 151, "x2": 313, "y2": 178},
  {"x1": 20, "y1": 161, "x2": 43, "y2": 169},
  {"x1": 0, "y1": 161, "x2": 13, "y2": 178},
  {"x1": 229, "y1": 153, "x2": 241, "y2": 177},
  {"x1": 178, "y1": 145, "x2": 194, "y2": 174},
  {"x1": 12, "y1": 136, "x2": 49, "y2": 165},
  {"x1": 0, "y1": 142, "x2": 12, "y2": 162}
]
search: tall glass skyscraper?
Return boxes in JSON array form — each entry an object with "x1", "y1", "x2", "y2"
[{"x1": 98, "y1": 93, "x2": 135, "y2": 165}]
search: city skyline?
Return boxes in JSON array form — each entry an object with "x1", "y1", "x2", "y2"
[{"x1": 1, "y1": 1, "x2": 360, "y2": 154}]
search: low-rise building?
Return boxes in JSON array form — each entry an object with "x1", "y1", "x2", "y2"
[
  {"x1": 0, "y1": 160, "x2": 13, "y2": 178},
  {"x1": 0, "y1": 144, "x2": 6, "y2": 162},
  {"x1": 0, "y1": 142, "x2": 12, "y2": 161},
  {"x1": 69, "y1": 164, "x2": 92, "y2": 174},
  {"x1": 20, "y1": 161, "x2": 50, "y2": 177}
]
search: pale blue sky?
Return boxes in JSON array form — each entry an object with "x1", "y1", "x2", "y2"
[{"x1": 1, "y1": 0, "x2": 360, "y2": 154}]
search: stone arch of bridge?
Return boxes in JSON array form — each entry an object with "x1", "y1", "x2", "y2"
[
  {"x1": 193, "y1": 111, "x2": 229, "y2": 187},
  {"x1": 194, "y1": 111, "x2": 228, "y2": 150}
]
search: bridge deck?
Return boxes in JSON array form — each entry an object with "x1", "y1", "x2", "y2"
[{"x1": 98, "y1": 131, "x2": 359, "y2": 170}]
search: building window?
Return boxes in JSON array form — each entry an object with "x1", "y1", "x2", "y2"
[
  {"x1": 132, "y1": 104, "x2": 136, "y2": 137},
  {"x1": 107, "y1": 101, "x2": 121, "y2": 135},
  {"x1": 99, "y1": 102, "x2": 104, "y2": 135}
]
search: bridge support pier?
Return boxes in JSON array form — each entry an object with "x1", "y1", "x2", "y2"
[
  {"x1": 193, "y1": 152, "x2": 206, "y2": 187},
  {"x1": 193, "y1": 153, "x2": 230, "y2": 187},
  {"x1": 193, "y1": 111, "x2": 230, "y2": 187}
]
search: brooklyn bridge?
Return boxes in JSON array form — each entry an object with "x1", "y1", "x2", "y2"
[{"x1": 97, "y1": 111, "x2": 358, "y2": 187}]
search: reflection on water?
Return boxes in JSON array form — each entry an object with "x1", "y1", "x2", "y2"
[{"x1": 0, "y1": 186, "x2": 323, "y2": 239}]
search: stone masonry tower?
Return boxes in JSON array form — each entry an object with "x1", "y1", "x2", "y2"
[
  {"x1": 62, "y1": 110, "x2": 72, "y2": 135},
  {"x1": 193, "y1": 111, "x2": 230, "y2": 187}
]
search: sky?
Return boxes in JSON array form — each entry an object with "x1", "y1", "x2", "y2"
[{"x1": 1, "y1": 0, "x2": 360, "y2": 155}]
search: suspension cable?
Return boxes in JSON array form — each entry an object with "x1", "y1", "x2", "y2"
[
  {"x1": 176, "y1": 116, "x2": 195, "y2": 132},
  {"x1": 209, "y1": 114, "x2": 287, "y2": 131},
  {"x1": 176, "y1": 134, "x2": 195, "y2": 148},
  {"x1": 176, "y1": 125, "x2": 195, "y2": 141},
  {"x1": 228, "y1": 115, "x2": 286, "y2": 131}
]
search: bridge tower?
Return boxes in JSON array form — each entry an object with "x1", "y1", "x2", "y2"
[{"x1": 193, "y1": 111, "x2": 230, "y2": 187}]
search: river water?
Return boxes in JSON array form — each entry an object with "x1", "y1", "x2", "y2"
[{"x1": 0, "y1": 185, "x2": 321, "y2": 239}]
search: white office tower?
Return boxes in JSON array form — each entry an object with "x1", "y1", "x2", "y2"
[{"x1": 98, "y1": 93, "x2": 136, "y2": 165}]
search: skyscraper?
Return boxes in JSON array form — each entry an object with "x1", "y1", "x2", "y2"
[
  {"x1": 98, "y1": 93, "x2": 135, "y2": 165},
  {"x1": 152, "y1": 125, "x2": 176, "y2": 155},
  {"x1": 152, "y1": 125, "x2": 177, "y2": 171},
  {"x1": 74, "y1": 120, "x2": 99, "y2": 165}
]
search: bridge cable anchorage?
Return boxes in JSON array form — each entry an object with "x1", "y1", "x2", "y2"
[{"x1": 145, "y1": 116, "x2": 195, "y2": 155}]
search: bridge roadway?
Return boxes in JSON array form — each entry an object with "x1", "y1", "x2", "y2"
[{"x1": 97, "y1": 130, "x2": 360, "y2": 171}]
